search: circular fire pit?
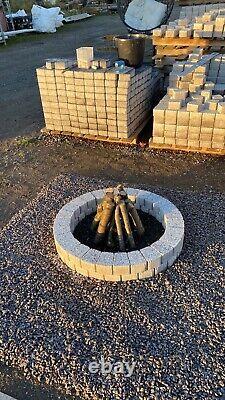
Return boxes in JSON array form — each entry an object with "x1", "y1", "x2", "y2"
[{"x1": 53, "y1": 188, "x2": 184, "y2": 281}]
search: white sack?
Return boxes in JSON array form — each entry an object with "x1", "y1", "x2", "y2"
[
  {"x1": 125, "y1": 0, "x2": 167, "y2": 31},
  {"x1": 31, "y1": 5, "x2": 62, "y2": 33},
  {"x1": 6, "y1": 9, "x2": 27, "y2": 18},
  {"x1": 55, "y1": 13, "x2": 64, "y2": 27}
]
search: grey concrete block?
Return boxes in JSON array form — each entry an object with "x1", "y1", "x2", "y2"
[
  {"x1": 140, "y1": 246, "x2": 162, "y2": 270},
  {"x1": 54, "y1": 187, "x2": 185, "y2": 281},
  {"x1": 96, "y1": 252, "x2": 114, "y2": 275},
  {"x1": 113, "y1": 252, "x2": 131, "y2": 274},
  {"x1": 114, "y1": 252, "x2": 130, "y2": 266},
  {"x1": 152, "y1": 240, "x2": 174, "y2": 266},
  {"x1": 128, "y1": 250, "x2": 147, "y2": 273},
  {"x1": 80, "y1": 248, "x2": 102, "y2": 270},
  {"x1": 78, "y1": 192, "x2": 97, "y2": 210},
  {"x1": 91, "y1": 189, "x2": 105, "y2": 204}
]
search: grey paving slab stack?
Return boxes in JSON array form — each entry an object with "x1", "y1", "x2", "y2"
[
  {"x1": 153, "y1": 4, "x2": 225, "y2": 68},
  {"x1": 151, "y1": 50, "x2": 225, "y2": 153},
  {"x1": 36, "y1": 58, "x2": 161, "y2": 141}
]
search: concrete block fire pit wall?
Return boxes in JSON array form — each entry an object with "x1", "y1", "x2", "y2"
[{"x1": 53, "y1": 189, "x2": 184, "y2": 281}]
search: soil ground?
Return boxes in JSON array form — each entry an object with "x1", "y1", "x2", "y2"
[{"x1": 0, "y1": 11, "x2": 225, "y2": 400}]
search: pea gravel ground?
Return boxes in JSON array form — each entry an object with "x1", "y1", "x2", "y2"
[{"x1": 0, "y1": 174, "x2": 224, "y2": 400}]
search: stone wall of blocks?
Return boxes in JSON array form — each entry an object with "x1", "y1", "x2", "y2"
[
  {"x1": 180, "y1": 3, "x2": 225, "y2": 20},
  {"x1": 36, "y1": 59, "x2": 154, "y2": 139},
  {"x1": 152, "y1": 51, "x2": 225, "y2": 151},
  {"x1": 153, "y1": 4, "x2": 225, "y2": 39}
]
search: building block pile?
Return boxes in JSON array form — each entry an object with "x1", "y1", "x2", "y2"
[
  {"x1": 180, "y1": 3, "x2": 225, "y2": 20},
  {"x1": 152, "y1": 50, "x2": 225, "y2": 152},
  {"x1": 152, "y1": 3, "x2": 225, "y2": 66},
  {"x1": 153, "y1": 7, "x2": 225, "y2": 39},
  {"x1": 36, "y1": 58, "x2": 158, "y2": 140}
]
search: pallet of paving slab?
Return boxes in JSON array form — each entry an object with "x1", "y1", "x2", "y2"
[
  {"x1": 177, "y1": 0, "x2": 225, "y2": 5},
  {"x1": 149, "y1": 140, "x2": 225, "y2": 155},
  {"x1": 41, "y1": 118, "x2": 151, "y2": 146}
]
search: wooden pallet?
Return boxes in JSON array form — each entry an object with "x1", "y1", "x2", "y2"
[
  {"x1": 41, "y1": 117, "x2": 151, "y2": 146},
  {"x1": 150, "y1": 139, "x2": 225, "y2": 155},
  {"x1": 153, "y1": 37, "x2": 225, "y2": 65},
  {"x1": 153, "y1": 37, "x2": 225, "y2": 47}
]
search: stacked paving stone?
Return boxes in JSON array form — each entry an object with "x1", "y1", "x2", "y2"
[
  {"x1": 36, "y1": 58, "x2": 155, "y2": 140},
  {"x1": 153, "y1": 7, "x2": 225, "y2": 39},
  {"x1": 153, "y1": 5, "x2": 225, "y2": 67},
  {"x1": 180, "y1": 3, "x2": 225, "y2": 20},
  {"x1": 152, "y1": 51, "x2": 225, "y2": 151}
]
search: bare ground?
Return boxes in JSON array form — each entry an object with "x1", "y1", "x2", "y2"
[{"x1": 0, "y1": 134, "x2": 225, "y2": 230}]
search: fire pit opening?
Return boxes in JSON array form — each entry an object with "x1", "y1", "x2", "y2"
[{"x1": 74, "y1": 210, "x2": 164, "y2": 253}]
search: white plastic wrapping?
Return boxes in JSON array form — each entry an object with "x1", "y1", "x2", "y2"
[
  {"x1": 125, "y1": 0, "x2": 167, "y2": 31},
  {"x1": 31, "y1": 5, "x2": 63, "y2": 33}
]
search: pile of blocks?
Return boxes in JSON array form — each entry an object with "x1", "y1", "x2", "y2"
[
  {"x1": 180, "y1": 3, "x2": 225, "y2": 20},
  {"x1": 36, "y1": 58, "x2": 157, "y2": 140},
  {"x1": 153, "y1": 4, "x2": 225, "y2": 67},
  {"x1": 153, "y1": 7, "x2": 225, "y2": 39},
  {"x1": 152, "y1": 50, "x2": 225, "y2": 152}
]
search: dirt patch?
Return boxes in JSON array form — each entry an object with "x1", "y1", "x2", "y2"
[{"x1": 0, "y1": 134, "x2": 224, "y2": 230}]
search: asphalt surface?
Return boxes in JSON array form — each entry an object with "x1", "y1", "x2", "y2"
[{"x1": 0, "y1": 15, "x2": 126, "y2": 140}]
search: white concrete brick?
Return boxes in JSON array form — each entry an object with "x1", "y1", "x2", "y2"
[
  {"x1": 140, "y1": 246, "x2": 161, "y2": 270},
  {"x1": 91, "y1": 189, "x2": 105, "y2": 204},
  {"x1": 138, "y1": 268, "x2": 154, "y2": 279},
  {"x1": 113, "y1": 252, "x2": 130, "y2": 275},
  {"x1": 96, "y1": 252, "x2": 114, "y2": 275},
  {"x1": 127, "y1": 250, "x2": 147, "y2": 273},
  {"x1": 152, "y1": 240, "x2": 174, "y2": 268},
  {"x1": 78, "y1": 192, "x2": 97, "y2": 210},
  {"x1": 80, "y1": 248, "x2": 102, "y2": 270}
]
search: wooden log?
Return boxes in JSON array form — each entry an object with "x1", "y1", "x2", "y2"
[
  {"x1": 119, "y1": 201, "x2": 136, "y2": 250},
  {"x1": 115, "y1": 204, "x2": 125, "y2": 251},
  {"x1": 127, "y1": 201, "x2": 145, "y2": 236}
]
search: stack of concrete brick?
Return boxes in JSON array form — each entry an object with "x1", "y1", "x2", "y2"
[
  {"x1": 36, "y1": 58, "x2": 156, "y2": 140},
  {"x1": 153, "y1": 4, "x2": 225, "y2": 67},
  {"x1": 152, "y1": 51, "x2": 225, "y2": 152},
  {"x1": 153, "y1": 7, "x2": 225, "y2": 39},
  {"x1": 180, "y1": 3, "x2": 225, "y2": 20}
]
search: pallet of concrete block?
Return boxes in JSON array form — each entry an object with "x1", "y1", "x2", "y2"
[
  {"x1": 178, "y1": 0, "x2": 225, "y2": 8},
  {"x1": 153, "y1": 5, "x2": 225, "y2": 66},
  {"x1": 179, "y1": 3, "x2": 225, "y2": 19},
  {"x1": 151, "y1": 50, "x2": 225, "y2": 154},
  {"x1": 36, "y1": 57, "x2": 162, "y2": 144}
]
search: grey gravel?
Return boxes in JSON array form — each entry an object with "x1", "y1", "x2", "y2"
[{"x1": 0, "y1": 174, "x2": 224, "y2": 400}]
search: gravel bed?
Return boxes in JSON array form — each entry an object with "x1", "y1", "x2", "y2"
[{"x1": 0, "y1": 174, "x2": 224, "y2": 400}]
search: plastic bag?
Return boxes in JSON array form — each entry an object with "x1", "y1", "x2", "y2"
[
  {"x1": 31, "y1": 5, "x2": 62, "y2": 33},
  {"x1": 55, "y1": 13, "x2": 63, "y2": 28},
  {"x1": 125, "y1": 0, "x2": 167, "y2": 31},
  {"x1": 6, "y1": 9, "x2": 27, "y2": 18}
]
